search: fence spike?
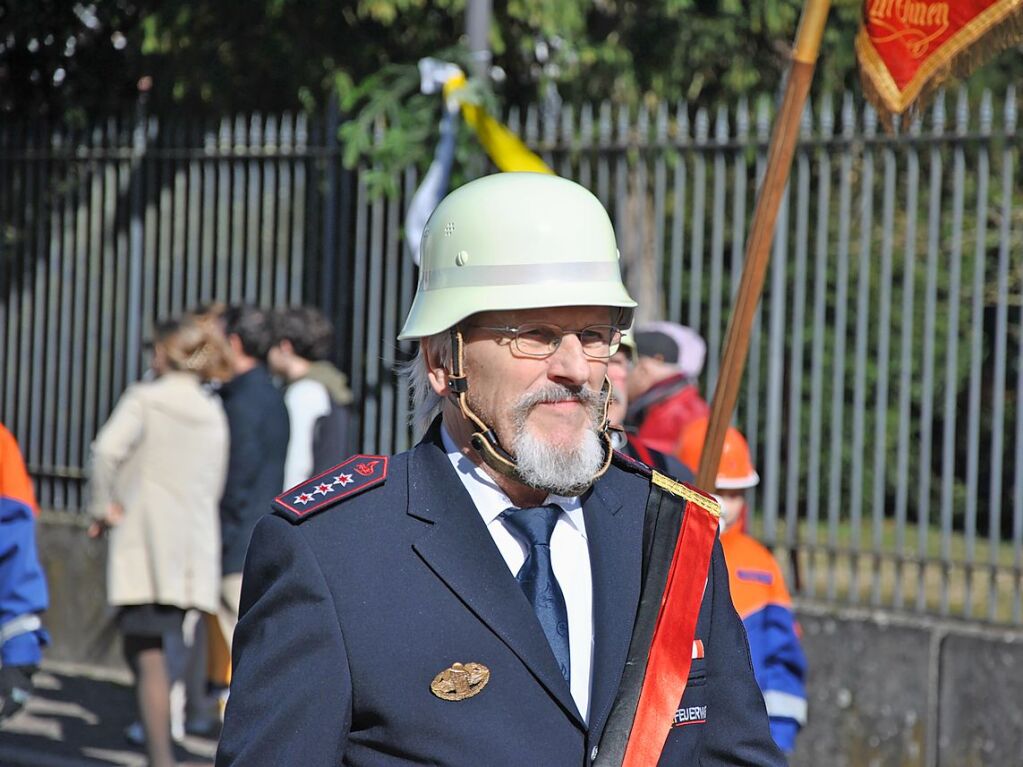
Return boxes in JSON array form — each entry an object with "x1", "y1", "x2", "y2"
[
  {"x1": 279, "y1": 112, "x2": 293, "y2": 152},
  {"x1": 715, "y1": 104, "x2": 729, "y2": 144},
  {"x1": 525, "y1": 103, "x2": 539, "y2": 145},
  {"x1": 579, "y1": 102, "x2": 593, "y2": 147},
  {"x1": 833, "y1": 92, "x2": 849, "y2": 141},
  {"x1": 978, "y1": 90, "x2": 993, "y2": 136},
  {"x1": 818, "y1": 93, "x2": 834, "y2": 141},
  {"x1": 676, "y1": 100, "x2": 690, "y2": 146},
  {"x1": 507, "y1": 105, "x2": 521, "y2": 135},
  {"x1": 616, "y1": 103, "x2": 630, "y2": 147},
  {"x1": 735, "y1": 96, "x2": 750, "y2": 142},
  {"x1": 598, "y1": 100, "x2": 612, "y2": 147},
  {"x1": 637, "y1": 102, "x2": 650, "y2": 144},
  {"x1": 956, "y1": 87, "x2": 970, "y2": 135},
  {"x1": 233, "y1": 114, "x2": 247, "y2": 153},
  {"x1": 561, "y1": 103, "x2": 575, "y2": 148},
  {"x1": 931, "y1": 89, "x2": 946, "y2": 135},
  {"x1": 543, "y1": 99, "x2": 558, "y2": 147},
  {"x1": 694, "y1": 106, "x2": 709, "y2": 144},
  {"x1": 265, "y1": 113, "x2": 279, "y2": 152},
  {"x1": 756, "y1": 95, "x2": 771, "y2": 143},
  {"x1": 863, "y1": 99, "x2": 878, "y2": 138},
  {"x1": 250, "y1": 112, "x2": 265, "y2": 150},
  {"x1": 656, "y1": 101, "x2": 669, "y2": 143}
]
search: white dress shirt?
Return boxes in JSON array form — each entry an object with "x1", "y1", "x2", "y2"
[{"x1": 440, "y1": 426, "x2": 594, "y2": 722}]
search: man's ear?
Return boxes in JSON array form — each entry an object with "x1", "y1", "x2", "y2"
[
  {"x1": 279, "y1": 338, "x2": 295, "y2": 357},
  {"x1": 423, "y1": 340, "x2": 450, "y2": 397}
]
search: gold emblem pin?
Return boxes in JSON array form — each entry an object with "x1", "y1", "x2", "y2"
[{"x1": 430, "y1": 662, "x2": 491, "y2": 701}]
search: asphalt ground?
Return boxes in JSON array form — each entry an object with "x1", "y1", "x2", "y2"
[{"x1": 0, "y1": 661, "x2": 218, "y2": 767}]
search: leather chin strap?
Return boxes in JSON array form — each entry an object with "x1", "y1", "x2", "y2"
[{"x1": 446, "y1": 328, "x2": 614, "y2": 486}]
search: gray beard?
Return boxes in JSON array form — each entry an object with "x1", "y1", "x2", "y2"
[{"x1": 508, "y1": 383, "x2": 606, "y2": 496}]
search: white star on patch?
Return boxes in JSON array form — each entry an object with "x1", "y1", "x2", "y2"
[
  {"x1": 314, "y1": 483, "x2": 333, "y2": 495},
  {"x1": 334, "y1": 473, "x2": 353, "y2": 486},
  {"x1": 294, "y1": 492, "x2": 314, "y2": 505}
]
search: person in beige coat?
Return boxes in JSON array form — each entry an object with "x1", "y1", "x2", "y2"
[{"x1": 89, "y1": 314, "x2": 230, "y2": 767}]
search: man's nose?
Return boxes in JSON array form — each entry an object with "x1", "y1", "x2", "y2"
[{"x1": 547, "y1": 333, "x2": 593, "y2": 386}]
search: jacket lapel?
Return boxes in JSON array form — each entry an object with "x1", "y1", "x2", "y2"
[
  {"x1": 583, "y1": 473, "x2": 644, "y2": 745},
  {"x1": 407, "y1": 429, "x2": 584, "y2": 727}
]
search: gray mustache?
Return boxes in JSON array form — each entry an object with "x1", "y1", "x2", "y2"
[{"x1": 515, "y1": 384, "x2": 602, "y2": 412}]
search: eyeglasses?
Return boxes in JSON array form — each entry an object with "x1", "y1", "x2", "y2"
[{"x1": 469, "y1": 322, "x2": 622, "y2": 360}]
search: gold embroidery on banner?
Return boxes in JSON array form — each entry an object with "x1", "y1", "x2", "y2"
[
  {"x1": 868, "y1": 0, "x2": 951, "y2": 57},
  {"x1": 652, "y1": 471, "x2": 721, "y2": 519},
  {"x1": 858, "y1": 0, "x2": 1023, "y2": 114}
]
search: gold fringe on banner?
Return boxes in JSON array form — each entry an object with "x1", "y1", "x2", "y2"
[{"x1": 857, "y1": 0, "x2": 1023, "y2": 125}]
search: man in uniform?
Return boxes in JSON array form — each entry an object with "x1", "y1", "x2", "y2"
[{"x1": 216, "y1": 173, "x2": 783, "y2": 766}]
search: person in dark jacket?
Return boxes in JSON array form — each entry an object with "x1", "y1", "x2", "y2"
[
  {"x1": 268, "y1": 306, "x2": 356, "y2": 488},
  {"x1": 215, "y1": 306, "x2": 289, "y2": 664}
]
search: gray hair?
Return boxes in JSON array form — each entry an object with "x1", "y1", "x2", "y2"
[{"x1": 401, "y1": 333, "x2": 451, "y2": 435}]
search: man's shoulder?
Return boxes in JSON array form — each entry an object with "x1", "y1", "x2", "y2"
[
  {"x1": 271, "y1": 452, "x2": 409, "y2": 525},
  {"x1": 608, "y1": 450, "x2": 720, "y2": 520}
]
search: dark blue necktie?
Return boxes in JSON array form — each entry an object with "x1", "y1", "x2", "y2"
[{"x1": 502, "y1": 504, "x2": 571, "y2": 684}]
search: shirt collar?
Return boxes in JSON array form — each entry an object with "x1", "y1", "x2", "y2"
[{"x1": 440, "y1": 423, "x2": 585, "y2": 535}]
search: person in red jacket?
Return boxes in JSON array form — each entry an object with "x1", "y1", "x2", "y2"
[
  {"x1": 678, "y1": 416, "x2": 808, "y2": 754},
  {"x1": 625, "y1": 322, "x2": 709, "y2": 454},
  {"x1": 606, "y1": 328, "x2": 693, "y2": 482}
]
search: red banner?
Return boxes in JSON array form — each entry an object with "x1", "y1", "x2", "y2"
[{"x1": 857, "y1": 0, "x2": 1023, "y2": 117}]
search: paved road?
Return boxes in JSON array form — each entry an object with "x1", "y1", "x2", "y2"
[{"x1": 0, "y1": 661, "x2": 218, "y2": 767}]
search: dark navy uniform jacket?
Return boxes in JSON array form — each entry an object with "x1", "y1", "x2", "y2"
[{"x1": 216, "y1": 425, "x2": 784, "y2": 767}]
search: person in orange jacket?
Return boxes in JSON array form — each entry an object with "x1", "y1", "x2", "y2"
[
  {"x1": 678, "y1": 417, "x2": 808, "y2": 754},
  {"x1": 0, "y1": 422, "x2": 49, "y2": 722}
]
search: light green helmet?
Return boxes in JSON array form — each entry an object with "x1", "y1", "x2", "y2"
[{"x1": 398, "y1": 173, "x2": 636, "y2": 340}]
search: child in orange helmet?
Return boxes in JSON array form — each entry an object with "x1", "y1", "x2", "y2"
[{"x1": 678, "y1": 416, "x2": 808, "y2": 754}]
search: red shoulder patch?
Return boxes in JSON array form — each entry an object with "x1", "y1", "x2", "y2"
[{"x1": 272, "y1": 455, "x2": 388, "y2": 523}]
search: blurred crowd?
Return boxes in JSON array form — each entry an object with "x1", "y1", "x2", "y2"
[{"x1": 1, "y1": 311, "x2": 807, "y2": 763}]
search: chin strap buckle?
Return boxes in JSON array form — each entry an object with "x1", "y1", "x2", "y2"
[{"x1": 447, "y1": 373, "x2": 469, "y2": 394}]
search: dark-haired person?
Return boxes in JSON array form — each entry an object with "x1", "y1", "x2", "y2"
[
  {"x1": 215, "y1": 306, "x2": 289, "y2": 665},
  {"x1": 268, "y1": 306, "x2": 355, "y2": 488}
]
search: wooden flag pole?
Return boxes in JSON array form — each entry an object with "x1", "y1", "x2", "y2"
[{"x1": 696, "y1": 0, "x2": 831, "y2": 492}]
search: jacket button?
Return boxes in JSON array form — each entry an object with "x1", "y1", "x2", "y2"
[{"x1": 591, "y1": 746, "x2": 599, "y2": 761}]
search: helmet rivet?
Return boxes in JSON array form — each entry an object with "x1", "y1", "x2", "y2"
[{"x1": 455, "y1": 250, "x2": 469, "y2": 267}]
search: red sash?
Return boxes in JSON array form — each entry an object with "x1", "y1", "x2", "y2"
[{"x1": 622, "y1": 485, "x2": 719, "y2": 767}]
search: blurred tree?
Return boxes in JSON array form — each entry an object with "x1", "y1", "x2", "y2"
[{"x1": 6, "y1": 1, "x2": 1020, "y2": 122}]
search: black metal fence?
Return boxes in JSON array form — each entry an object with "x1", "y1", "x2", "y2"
[{"x1": 2, "y1": 86, "x2": 1021, "y2": 624}]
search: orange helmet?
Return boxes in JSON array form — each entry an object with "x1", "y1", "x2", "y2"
[{"x1": 676, "y1": 416, "x2": 760, "y2": 489}]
